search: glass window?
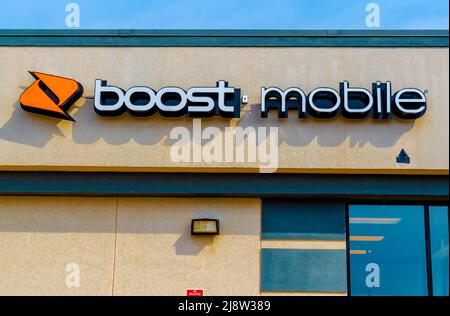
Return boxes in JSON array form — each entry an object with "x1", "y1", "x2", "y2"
[
  {"x1": 349, "y1": 205, "x2": 428, "y2": 296},
  {"x1": 429, "y1": 206, "x2": 449, "y2": 296}
]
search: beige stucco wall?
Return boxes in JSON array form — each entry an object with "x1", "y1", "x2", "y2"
[
  {"x1": 0, "y1": 196, "x2": 116, "y2": 295},
  {"x1": 113, "y1": 198, "x2": 261, "y2": 295},
  {"x1": 0, "y1": 47, "x2": 448, "y2": 174},
  {"x1": 0, "y1": 196, "x2": 261, "y2": 296}
]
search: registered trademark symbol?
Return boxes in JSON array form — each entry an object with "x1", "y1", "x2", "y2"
[{"x1": 424, "y1": 89, "x2": 429, "y2": 94}]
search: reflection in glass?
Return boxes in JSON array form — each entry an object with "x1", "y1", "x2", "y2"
[
  {"x1": 429, "y1": 206, "x2": 449, "y2": 296},
  {"x1": 349, "y1": 205, "x2": 428, "y2": 296}
]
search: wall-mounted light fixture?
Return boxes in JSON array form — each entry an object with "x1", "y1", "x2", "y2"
[{"x1": 191, "y1": 218, "x2": 220, "y2": 235}]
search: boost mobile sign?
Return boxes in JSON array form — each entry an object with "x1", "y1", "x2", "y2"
[
  {"x1": 19, "y1": 72, "x2": 427, "y2": 121},
  {"x1": 94, "y1": 80, "x2": 241, "y2": 118},
  {"x1": 94, "y1": 80, "x2": 426, "y2": 120}
]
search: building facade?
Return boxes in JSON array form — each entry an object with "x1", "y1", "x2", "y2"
[{"x1": 0, "y1": 30, "x2": 448, "y2": 296}]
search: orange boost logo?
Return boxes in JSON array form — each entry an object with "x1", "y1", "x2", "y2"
[{"x1": 19, "y1": 72, "x2": 83, "y2": 121}]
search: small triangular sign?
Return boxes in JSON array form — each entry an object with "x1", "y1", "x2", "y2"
[{"x1": 396, "y1": 149, "x2": 410, "y2": 164}]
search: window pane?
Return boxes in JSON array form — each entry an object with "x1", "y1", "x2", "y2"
[
  {"x1": 429, "y1": 206, "x2": 449, "y2": 296},
  {"x1": 349, "y1": 205, "x2": 428, "y2": 296}
]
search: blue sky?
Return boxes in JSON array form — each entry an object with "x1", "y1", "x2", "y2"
[{"x1": 0, "y1": 0, "x2": 448, "y2": 29}]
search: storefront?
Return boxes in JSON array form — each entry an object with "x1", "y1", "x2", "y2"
[{"x1": 0, "y1": 30, "x2": 448, "y2": 296}]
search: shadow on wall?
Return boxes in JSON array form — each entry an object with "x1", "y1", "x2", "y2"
[
  {"x1": 71, "y1": 98, "x2": 180, "y2": 146},
  {"x1": 173, "y1": 225, "x2": 216, "y2": 256},
  {"x1": 0, "y1": 102, "x2": 65, "y2": 148},
  {"x1": 71, "y1": 98, "x2": 238, "y2": 147},
  {"x1": 238, "y1": 103, "x2": 415, "y2": 148},
  {"x1": 0, "y1": 98, "x2": 415, "y2": 149}
]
